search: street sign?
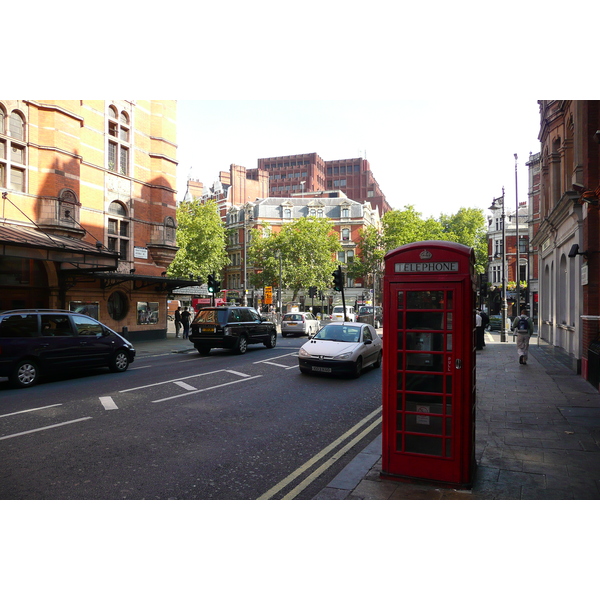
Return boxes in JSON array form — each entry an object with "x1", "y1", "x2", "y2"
[{"x1": 264, "y1": 286, "x2": 273, "y2": 304}]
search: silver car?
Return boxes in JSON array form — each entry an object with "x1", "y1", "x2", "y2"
[
  {"x1": 297, "y1": 322, "x2": 382, "y2": 378},
  {"x1": 281, "y1": 312, "x2": 320, "y2": 337}
]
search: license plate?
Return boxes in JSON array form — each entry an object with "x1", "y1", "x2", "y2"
[
  {"x1": 312, "y1": 366, "x2": 331, "y2": 373},
  {"x1": 201, "y1": 327, "x2": 215, "y2": 333}
]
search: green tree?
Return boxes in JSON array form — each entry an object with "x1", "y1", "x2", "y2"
[
  {"x1": 439, "y1": 207, "x2": 488, "y2": 273},
  {"x1": 167, "y1": 198, "x2": 228, "y2": 280},
  {"x1": 381, "y1": 205, "x2": 488, "y2": 273},
  {"x1": 346, "y1": 224, "x2": 385, "y2": 288},
  {"x1": 382, "y1": 205, "x2": 447, "y2": 253},
  {"x1": 248, "y1": 217, "x2": 341, "y2": 301}
]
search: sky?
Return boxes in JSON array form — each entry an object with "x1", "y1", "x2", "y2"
[{"x1": 175, "y1": 99, "x2": 542, "y2": 219}]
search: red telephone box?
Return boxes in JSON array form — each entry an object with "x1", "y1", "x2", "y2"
[{"x1": 381, "y1": 241, "x2": 477, "y2": 487}]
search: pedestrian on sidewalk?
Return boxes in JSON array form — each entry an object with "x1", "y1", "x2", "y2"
[
  {"x1": 180, "y1": 307, "x2": 191, "y2": 339},
  {"x1": 475, "y1": 310, "x2": 484, "y2": 350},
  {"x1": 512, "y1": 308, "x2": 534, "y2": 364},
  {"x1": 174, "y1": 308, "x2": 182, "y2": 338},
  {"x1": 480, "y1": 309, "x2": 489, "y2": 346}
]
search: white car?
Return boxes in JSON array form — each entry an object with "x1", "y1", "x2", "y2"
[
  {"x1": 331, "y1": 305, "x2": 356, "y2": 322},
  {"x1": 281, "y1": 312, "x2": 320, "y2": 337},
  {"x1": 298, "y1": 322, "x2": 382, "y2": 378}
]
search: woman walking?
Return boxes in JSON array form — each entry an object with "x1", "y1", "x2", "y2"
[{"x1": 512, "y1": 308, "x2": 534, "y2": 365}]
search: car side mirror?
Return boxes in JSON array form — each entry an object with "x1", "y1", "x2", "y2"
[{"x1": 364, "y1": 339, "x2": 372, "y2": 345}]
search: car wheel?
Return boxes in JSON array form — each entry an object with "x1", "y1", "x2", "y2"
[
  {"x1": 373, "y1": 351, "x2": 382, "y2": 368},
  {"x1": 351, "y1": 356, "x2": 363, "y2": 379},
  {"x1": 11, "y1": 359, "x2": 40, "y2": 388},
  {"x1": 197, "y1": 346, "x2": 211, "y2": 355},
  {"x1": 235, "y1": 335, "x2": 248, "y2": 354},
  {"x1": 265, "y1": 331, "x2": 277, "y2": 348},
  {"x1": 110, "y1": 349, "x2": 130, "y2": 373}
]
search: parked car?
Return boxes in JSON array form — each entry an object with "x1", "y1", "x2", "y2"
[
  {"x1": 331, "y1": 305, "x2": 356, "y2": 322},
  {"x1": 0, "y1": 309, "x2": 136, "y2": 388},
  {"x1": 281, "y1": 312, "x2": 320, "y2": 337},
  {"x1": 357, "y1": 305, "x2": 383, "y2": 328},
  {"x1": 298, "y1": 322, "x2": 382, "y2": 378},
  {"x1": 189, "y1": 306, "x2": 277, "y2": 355}
]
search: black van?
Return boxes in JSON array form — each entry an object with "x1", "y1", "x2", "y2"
[
  {"x1": 0, "y1": 309, "x2": 136, "y2": 387},
  {"x1": 189, "y1": 306, "x2": 277, "y2": 355}
]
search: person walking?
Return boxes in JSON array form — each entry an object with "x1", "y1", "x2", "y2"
[
  {"x1": 512, "y1": 308, "x2": 534, "y2": 364},
  {"x1": 475, "y1": 310, "x2": 484, "y2": 350},
  {"x1": 174, "y1": 307, "x2": 182, "y2": 338},
  {"x1": 480, "y1": 309, "x2": 490, "y2": 346},
  {"x1": 180, "y1": 307, "x2": 191, "y2": 339}
]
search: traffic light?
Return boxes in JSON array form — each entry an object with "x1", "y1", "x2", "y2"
[
  {"x1": 332, "y1": 266, "x2": 344, "y2": 292},
  {"x1": 207, "y1": 273, "x2": 215, "y2": 293},
  {"x1": 213, "y1": 278, "x2": 221, "y2": 294},
  {"x1": 308, "y1": 286, "x2": 317, "y2": 298}
]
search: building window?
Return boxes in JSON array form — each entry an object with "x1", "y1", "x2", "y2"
[
  {"x1": 284, "y1": 208, "x2": 292, "y2": 219},
  {"x1": 0, "y1": 107, "x2": 26, "y2": 191},
  {"x1": 107, "y1": 290, "x2": 128, "y2": 321},
  {"x1": 107, "y1": 105, "x2": 130, "y2": 176},
  {"x1": 341, "y1": 207, "x2": 350, "y2": 218},
  {"x1": 342, "y1": 228, "x2": 350, "y2": 241},
  {"x1": 107, "y1": 201, "x2": 130, "y2": 260},
  {"x1": 164, "y1": 216, "x2": 176, "y2": 242},
  {"x1": 492, "y1": 265, "x2": 501, "y2": 284}
]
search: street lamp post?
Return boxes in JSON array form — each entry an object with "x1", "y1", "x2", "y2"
[
  {"x1": 515, "y1": 153, "x2": 520, "y2": 317},
  {"x1": 489, "y1": 189, "x2": 508, "y2": 342}
]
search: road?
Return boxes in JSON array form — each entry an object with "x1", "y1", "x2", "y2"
[{"x1": 0, "y1": 334, "x2": 382, "y2": 499}]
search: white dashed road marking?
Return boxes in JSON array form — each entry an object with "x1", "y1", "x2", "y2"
[{"x1": 99, "y1": 396, "x2": 119, "y2": 410}]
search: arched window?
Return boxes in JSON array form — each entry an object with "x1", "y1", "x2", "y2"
[
  {"x1": 107, "y1": 201, "x2": 130, "y2": 260},
  {"x1": 9, "y1": 112, "x2": 25, "y2": 141},
  {"x1": 107, "y1": 105, "x2": 130, "y2": 175},
  {"x1": 0, "y1": 109, "x2": 26, "y2": 191}
]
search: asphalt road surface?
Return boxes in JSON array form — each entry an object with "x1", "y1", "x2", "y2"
[{"x1": 0, "y1": 334, "x2": 382, "y2": 499}]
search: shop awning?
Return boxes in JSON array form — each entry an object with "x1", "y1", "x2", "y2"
[
  {"x1": 0, "y1": 223, "x2": 119, "y2": 271},
  {"x1": 91, "y1": 272, "x2": 199, "y2": 292}
]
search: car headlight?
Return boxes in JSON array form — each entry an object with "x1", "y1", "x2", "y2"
[
  {"x1": 298, "y1": 347, "x2": 311, "y2": 358},
  {"x1": 334, "y1": 351, "x2": 353, "y2": 360}
]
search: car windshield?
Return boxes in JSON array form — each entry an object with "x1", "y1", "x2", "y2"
[
  {"x1": 192, "y1": 310, "x2": 228, "y2": 325},
  {"x1": 358, "y1": 307, "x2": 372, "y2": 315},
  {"x1": 314, "y1": 324, "x2": 361, "y2": 343}
]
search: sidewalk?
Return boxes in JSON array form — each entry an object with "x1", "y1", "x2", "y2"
[{"x1": 314, "y1": 332, "x2": 600, "y2": 500}]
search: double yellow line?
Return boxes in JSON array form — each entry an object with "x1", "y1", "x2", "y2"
[{"x1": 257, "y1": 406, "x2": 382, "y2": 500}]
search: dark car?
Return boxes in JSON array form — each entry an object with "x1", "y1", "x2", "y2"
[
  {"x1": 0, "y1": 309, "x2": 136, "y2": 388},
  {"x1": 357, "y1": 305, "x2": 383, "y2": 328},
  {"x1": 189, "y1": 306, "x2": 277, "y2": 355}
]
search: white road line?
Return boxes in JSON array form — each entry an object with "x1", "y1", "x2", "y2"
[
  {"x1": 253, "y1": 352, "x2": 298, "y2": 364},
  {"x1": 225, "y1": 370, "x2": 253, "y2": 378},
  {"x1": 119, "y1": 369, "x2": 227, "y2": 393},
  {"x1": 257, "y1": 406, "x2": 382, "y2": 500},
  {"x1": 174, "y1": 381, "x2": 197, "y2": 391},
  {"x1": 152, "y1": 375, "x2": 262, "y2": 403},
  {"x1": 0, "y1": 404, "x2": 62, "y2": 419},
  {"x1": 130, "y1": 365, "x2": 153, "y2": 370},
  {"x1": 261, "y1": 362, "x2": 292, "y2": 368},
  {"x1": 99, "y1": 396, "x2": 118, "y2": 410},
  {"x1": 0, "y1": 417, "x2": 93, "y2": 441}
]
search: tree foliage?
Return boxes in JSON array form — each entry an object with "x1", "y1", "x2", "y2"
[
  {"x1": 167, "y1": 198, "x2": 228, "y2": 280},
  {"x1": 346, "y1": 224, "x2": 385, "y2": 286},
  {"x1": 248, "y1": 217, "x2": 341, "y2": 300},
  {"x1": 380, "y1": 205, "x2": 488, "y2": 273}
]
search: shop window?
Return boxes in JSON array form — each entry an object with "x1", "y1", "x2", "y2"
[{"x1": 137, "y1": 302, "x2": 159, "y2": 324}]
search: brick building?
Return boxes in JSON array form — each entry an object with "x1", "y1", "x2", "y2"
[
  {"x1": 222, "y1": 190, "x2": 382, "y2": 310},
  {"x1": 531, "y1": 100, "x2": 600, "y2": 380},
  {"x1": 257, "y1": 152, "x2": 391, "y2": 215},
  {"x1": 0, "y1": 100, "x2": 191, "y2": 341}
]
